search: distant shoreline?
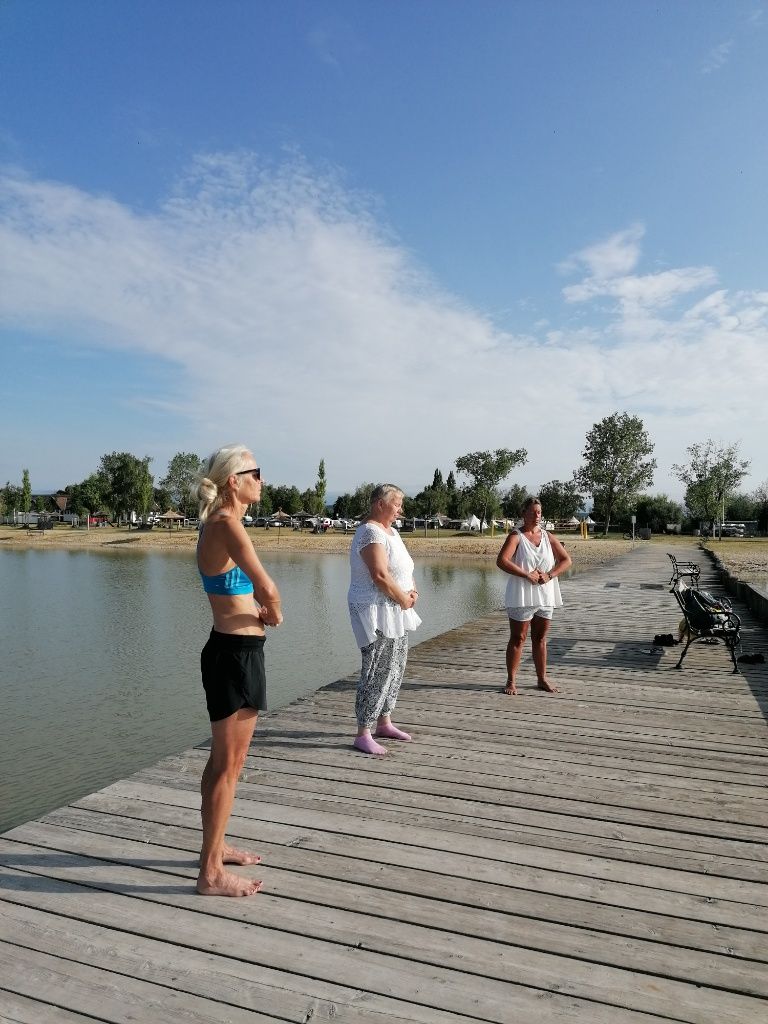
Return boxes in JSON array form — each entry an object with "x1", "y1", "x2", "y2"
[{"x1": 0, "y1": 524, "x2": 635, "y2": 570}]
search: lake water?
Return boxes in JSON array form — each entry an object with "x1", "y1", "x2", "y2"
[{"x1": 0, "y1": 547, "x2": 505, "y2": 833}]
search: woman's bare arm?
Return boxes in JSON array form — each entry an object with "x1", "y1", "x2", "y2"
[
  {"x1": 496, "y1": 531, "x2": 540, "y2": 584},
  {"x1": 360, "y1": 543, "x2": 417, "y2": 609},
  {"x1": 221, "y1": 519, "x2": 283, "y2": 624}
]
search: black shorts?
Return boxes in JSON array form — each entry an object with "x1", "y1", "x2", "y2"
[{"x1": 200, "y1": 630, "x2": 267, "y2": 722}]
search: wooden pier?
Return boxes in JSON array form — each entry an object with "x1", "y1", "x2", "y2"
[{"x1": 1, "y1": 543, "x2": 767, "y2": 1023}]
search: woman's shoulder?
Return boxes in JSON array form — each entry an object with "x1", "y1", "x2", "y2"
[
  {"x1": 357, "y1": 519, "x2": 388, "y2": 535},
  {"x1": 355, "y1": 520, "x2": 387, "y2": 544},
  {"x1": 204, "y1": 512, "x2": 237, "y2": 532}
]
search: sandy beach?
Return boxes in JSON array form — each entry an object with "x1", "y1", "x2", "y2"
[
  {"x1": 4, "y1": 525, "x2": 766, "y2": 580},
  {"x1": 701, "y1": 539, "x2": 768, "y2": 583},
  {"x1": 0, "y1": 524, "x2": 634, "y2": 570}
]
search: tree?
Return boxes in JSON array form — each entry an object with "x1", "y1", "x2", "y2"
[
  {"x1": 446, "y1": 486, "x2": 472, "y2": 521},
  {"x1": 574, "y1": 412, "x2": 656, "y2": 535},
  {"x1": 634, "y1": 493, "x2": 684, "y2": 533},
  {"x1": 161, "y1": 452, "x2": 204, "y2": 516},
  {"x1": 332, "y1": 492, "x2": 354, "y2": 518},
  {"x1": 725, "y1": 492, "x2": 759, "y2": 522},
  {"x1": 153, "y1": 486, "x2": 172, "y2": 513},
  {"x1": 21, "y1": 469, "x2": 32, "y2": 514},
  {"x1": 267, "y1": 484, "x2": 301, "y2": 515},
  {"x1": 66, "y1": 474, "x2": 106, "y2": 517},
  {"x1": 412, "y1": 467, "x2": 449, "y2": 518},
  {"x1": 300, "y1": 487, "x2": 320, "y2": 514},
  {"x1": 501, "y1": 483, "x2": 529, "y2": 519},
  {"x1": 1, "y1": 482, "x2": 23, "y2": 518},
  {"x1": 751, "y1": 480, "x2": 768, "y2": 532},
  {"x1": 672, "y1": 441, "x2": 750, "y2": 536},
  {"x1": 412, "y1": 485, "x2": 443, "y2": 518},
  {"x1": 257, "y1": 486, "x2": 273, "y2": 517},
  {"x1": 98, "y1": 452, "x2": 154, "y2": 520},
  {"x1": 537, "y1": 480, "x2": 584, "y2": 523},
  {"x1": 315, "y1": 459, "x2": 327, "y2": 513},
  {"x1": 455, "y1": 448, "x2": 528, "y2": 531}
]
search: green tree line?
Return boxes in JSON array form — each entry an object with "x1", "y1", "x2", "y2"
[{"x1": 2, "y1": 417, "x2": 767, "y2": 533}]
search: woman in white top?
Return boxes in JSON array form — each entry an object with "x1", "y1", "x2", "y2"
[
  {"x1": 496, "y1": 496, "x2": 572, "y2": 696},
  {"x1": 348, "y1": 484, "x2": 421, "y2": 755}
]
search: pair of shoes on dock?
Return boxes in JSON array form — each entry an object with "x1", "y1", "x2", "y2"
[{"x1": 737, "y1": 652, "x2": 766, "y2": 664}]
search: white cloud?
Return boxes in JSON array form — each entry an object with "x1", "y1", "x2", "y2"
[
  {"x1": 563, "y1": 266, "x2": 718, "y2": 309},
  {"x1": 558, "y1": 224, "x2": 644, "y2": 280},
  {"x1": 1, "y1": 157, "x2": 767, "y2": 498},
  {"x1": 701, "y1": 39, "x2": 734, "y2": 74}
]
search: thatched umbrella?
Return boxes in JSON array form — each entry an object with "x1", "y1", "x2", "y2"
[{"x1": 157, "y1": 510, "x2": 185, "y2": 530}]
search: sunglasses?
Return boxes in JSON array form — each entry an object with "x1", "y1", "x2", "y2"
[{"x1": 236, "y1": 467, "x2": 261, "y2": 481}]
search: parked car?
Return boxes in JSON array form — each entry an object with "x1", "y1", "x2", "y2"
[
  {"x1": 242, "y1": 514, "x2": 253, "y2": 525},
  {"x1": 267, "y1": 516, "x2": 297, "y2": 529}
]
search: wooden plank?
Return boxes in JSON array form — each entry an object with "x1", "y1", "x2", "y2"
[
  {"x1": 0, "y1": 941, "x2": 283, "y2": 1024},
  {"x1": 0, "y1": 844, "x2": 762, "y2": 1024},
  {"x1": 1, "y1": 541, "x2": 766, "y2": 1023},
  {"x1": 23, "y1": 805, "x2": 768, "y2": 988},
  {"x1": 165, "y1": 745, "x2": 768, "y2": 826},
  {"x1": 0, "y1": 896, "x2": 480, "y2": 1024},
  {"x1": 0, "y1": 989, "x2": 95, "y2": 1024},
  {"x1": 44, "y1": 796, "x2": 768, "y2": 961},
  {"x1": 87, "y1": 775, "x2": 768, "y2": 874},
  {"x1": 0, "y1": 852, "x2": 673, "y2": 1024},
  {"x1": 134, "y1": 759, "x2": 768, "y2": 845}
]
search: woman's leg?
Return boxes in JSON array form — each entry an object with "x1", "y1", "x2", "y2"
[
  {"x1": 354, "y1": 635, "x2": 390, "y2": 753},
  {"x1": 504, "y1": 618, "x2": 530, "y2": 694},
  {"x1": 376, "y1": 634, "x2": 411, "y2": 740},
  {"x1": 198, "y1": 706, "x2": 261, "y2": 896},
  {"x1": 531, "y1": 614, "x2": 558, "y2": 692}
]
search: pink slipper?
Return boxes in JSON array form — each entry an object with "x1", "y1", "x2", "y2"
[
  {"x1": 374, "y1": 723, "x2": 412, "y2": 741},
  {"x1": 353, "y1": 734, "x2": 387, "y2": 755}
]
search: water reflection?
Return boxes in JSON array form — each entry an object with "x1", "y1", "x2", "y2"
[{"x1": 0, "y1": 548, "x2": 504, "y2": 832}]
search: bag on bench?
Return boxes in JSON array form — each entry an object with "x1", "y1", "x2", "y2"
[{"x1": 678, "y1": 586, "x2": 732, "y2": 634}]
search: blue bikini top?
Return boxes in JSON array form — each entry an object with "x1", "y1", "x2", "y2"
[{"x1": 197, "y1": 526, "x2": 254, "y2": 596}]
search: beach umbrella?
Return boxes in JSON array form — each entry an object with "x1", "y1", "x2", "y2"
[{"x1": 157, "y1": 510, "x2": 184, "y2": 529}]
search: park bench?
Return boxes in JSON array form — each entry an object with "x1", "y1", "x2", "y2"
[{"x1": 667, "y1": 553, "x2": 741, "y2": 674}]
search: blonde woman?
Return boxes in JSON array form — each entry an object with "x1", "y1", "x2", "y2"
[
  {"x1": 496, "y1": 496, "x2": 571, "y2": 695},
  {"x1": 348, "y1": 484, "x2": 421, "y2": 755},
  {"x1": 193, "y1": 444, "x2": 282, "y2": 896}
]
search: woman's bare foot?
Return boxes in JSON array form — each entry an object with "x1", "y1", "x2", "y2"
[
  {"x1": 222, "y1": 844, "x2": 261, "y2": 865},
  {"x1": 374, "y1": 722, "x2": 411, "y2": 741},
  {"x1": 354, "y1": 734, "x2": 387, "y2": 755},
  {"x1": 537, "y1": 679, "x2": 559, "y2": 693},
  {"x1": 196, "y1": 869, "x2": 262, "y2": 897},
  {"x1": 502, "y1": 680, "x2": 517, "y2": 695}
]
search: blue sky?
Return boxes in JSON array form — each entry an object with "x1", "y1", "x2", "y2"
[{"x1": 1, "y1": 0, "x2": 767, "y2": 501}]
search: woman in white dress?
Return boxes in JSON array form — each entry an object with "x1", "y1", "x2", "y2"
[
  {"x1": 496, "y1": 496, "x2": 572, "y2": 695},
  {"x1": 348, "y1": 485, "x2": 421, "y2": 755}
]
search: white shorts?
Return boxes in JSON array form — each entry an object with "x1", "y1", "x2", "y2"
[{"x1": 506, "y1": 606, "x2": 554, "y2": 622}]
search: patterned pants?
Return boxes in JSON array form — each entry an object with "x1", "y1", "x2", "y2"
[{"x1": 355, "y1": 631, "x2": 409, "y2": 729}]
